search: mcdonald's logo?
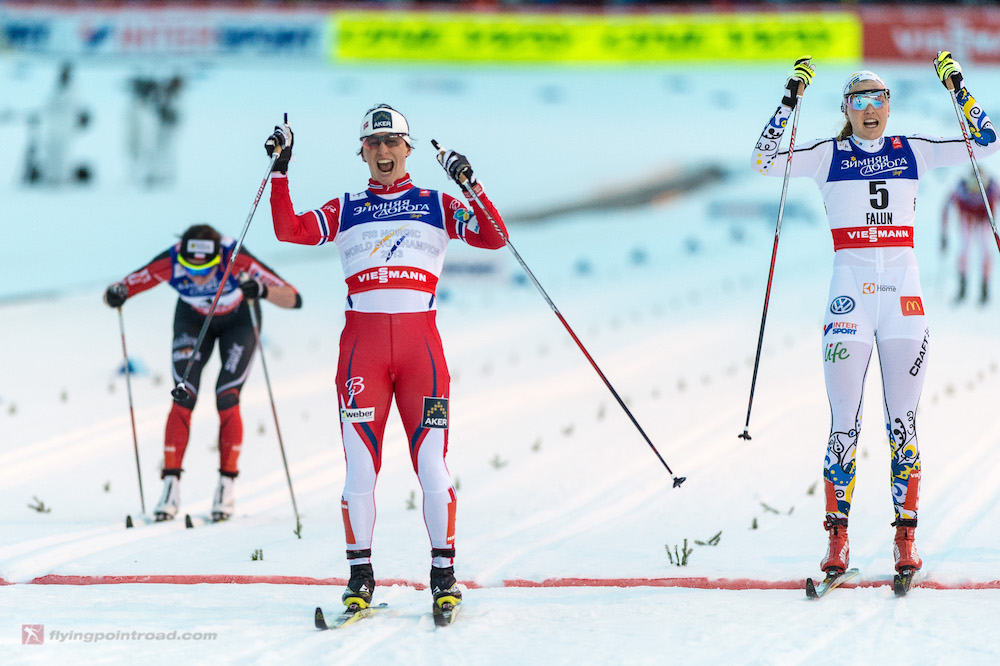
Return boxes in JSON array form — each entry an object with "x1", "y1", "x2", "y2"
[{"x1": 900, "y1": 296, "x2": 924, "y2": 316}]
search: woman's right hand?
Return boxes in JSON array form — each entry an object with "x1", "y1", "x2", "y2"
[{"x1": 783, "y1": 56, "x2": 814, "y2": 109}]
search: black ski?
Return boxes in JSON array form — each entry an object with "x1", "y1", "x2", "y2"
[
  {"x1": 315, "y1": 603, "x2": 389, "y2": 630},
  {"x1": 893, "y1": 568, "x2": 919, "y2": 596},
  {"x1": 806, "y1": 567, "x2": 860, "y2": 598}
]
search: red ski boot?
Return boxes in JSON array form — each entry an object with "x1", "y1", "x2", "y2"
[
  {"x1": 820, "y1": 517, "x2": 850, "y2": 573},
  {"x1": 893, "y1": 519, "x2": 922, "y2": 572}
]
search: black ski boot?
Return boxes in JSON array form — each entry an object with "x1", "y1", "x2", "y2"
[
  {"x1": 955, "y1": 274, "x2": 967, "y2": 303},
  {"x1": 342, "y1": 563, "x2": 375, "y2": 611},
  {"x1": 430, "y1": 565, "x2": 462, "y2": 626}
]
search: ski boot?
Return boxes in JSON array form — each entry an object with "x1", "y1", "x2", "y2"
[
  {"x1": 342, "y1": 563, "x2": 375, "y2": 612},
  {"x1": 431, "y1": 565, "x2": 462, "y2": 625},
  {"x1": 153, "y1": 470, "x2": 181, "y2": 521},
  {"x1": 893, "y1": 518, "x2": 922, "y2": 572},
  {"x1": 820, "y1": 517, "x2": 850, "y2": 574},
  {"x1": 955, "y1": 274, "x2": 967, "y2": 303},
  {"x1": 981, "y1": 280, "x2": 989, "y2": 305},
  {"x1": 211, "y1": 471, "x2": 236, "y2": 522}
]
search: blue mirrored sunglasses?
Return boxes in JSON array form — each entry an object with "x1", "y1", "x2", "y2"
[{"x1": 845, "y1": 89, "x2": 890, "y2": 111}]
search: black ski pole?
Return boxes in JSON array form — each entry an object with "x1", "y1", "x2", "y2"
[
  {"x1": 171, "y1": 115, "x2": 285, "y2": 401},
  {"x1": 431, "y1": 140, "x2": 684, "y2": 488},
  {"x1": 117, "y1": 307, "x2": 146, "y2": 513},
  {"x1": 245, "y1": 294, "x2": 301, "y2": 531},
  {"x1": 739, "y1": 84, "x2": 806, "y2": 441}
]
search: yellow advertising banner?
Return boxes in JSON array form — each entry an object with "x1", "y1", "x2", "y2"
[{"x1": 332, "y1": 11, "x2": 861, "y2": 64}]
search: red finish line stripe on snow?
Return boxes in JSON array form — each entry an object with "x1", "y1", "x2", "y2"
[{"x1": 6, "y1": 575, "x2": 1000, "y2": 590}]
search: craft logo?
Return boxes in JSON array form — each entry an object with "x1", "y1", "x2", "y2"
[
  {"x1": 372, "y1": 110, "x2": 393, "y2": 130},
  {"x1": 421, "y1": 397, "x2": 449, "y2": 429},
  {"x1": 22, "y1": 625, "x2": 44, "y2": 645},
  {"x1": 341, "y1": 407, "x2": 375, "y2": 423},
  {"x1": 830, "y1": 295, "x2": 855, "y2": 314},
  {"x1": 910, "y1": 328, "x2": 930, "y2": 376},
  {"x1": 901, "y1": 296, "x2": 924, "y2": 316},
  {"x1": 345, "y1": 376, "x2": 365, "y2": 403}
]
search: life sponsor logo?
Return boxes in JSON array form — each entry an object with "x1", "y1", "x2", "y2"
[
  {"x1": 341, "y1": 406, "x2": 375, "y2": 423},
  {"x1": 353, "y1": 199, "x2": 431, "y2": 220},
  {"x1": 421, "y1": 397, "x2": 449, "y2": 429},
  {"x1": 825, "y1": 341, "x2": 851, "y2": 363},
  {"x1": 839, "y1": 153, "x2": 910, "y2": 177},
  {"x1": 910, "y1": 327, "x2": 929, "y2": 376},
  {"x1": 900, "y1": 296, "x2": 924, "y2": 316},
  {"x1": 824, "y1": 321, "x2": 858, "y2": 336},
  {"x1": 862, "y1": 282, "x2": 896, "y2": 294},
  {"x1": 830, "y1": 295, "x2": 855, "y2": 314}
]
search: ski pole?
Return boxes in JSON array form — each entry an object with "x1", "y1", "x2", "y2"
[
  {"x1": 245, "y1": 295, "x2": 301, "y2": 530},
  {"x1": 739, "y1": 85, "x2": 805, "y2": 442},
  {"x1": 947, "y1": 88, "x2": 1000, "y2": 254},
  {"x1": 431, "y1": 140, "x2": 685, "y2": 488},
  {"x1": 117, "y1": 307, "x2": 146, "y2": 514},
  {"x1": 171, "y1": 118, "x2": 285, "y2": 401}
]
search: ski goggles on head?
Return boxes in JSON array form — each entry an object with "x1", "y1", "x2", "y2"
[
  {"x1": 177, "y1": 253, "x2": 221, "y2": 276},
  {"x1": 844, "y1": 89, "x2": 890, "y2": 111},
  {"x1": 361, "y1": 133, "x2": 407, "y2": 149}
]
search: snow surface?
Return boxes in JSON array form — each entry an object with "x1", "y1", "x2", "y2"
[{"x1": 2, "y1": 55, "x2": 1000, "y2": 664}]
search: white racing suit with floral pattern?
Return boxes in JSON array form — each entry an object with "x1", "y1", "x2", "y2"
[{"x1": 752, "y1": 91, "x2": 998, "y2": 523}]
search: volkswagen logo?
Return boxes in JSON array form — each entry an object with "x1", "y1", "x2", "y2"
[{"x1": 830, "y1": 295, "x2": 855, "y2": 314}]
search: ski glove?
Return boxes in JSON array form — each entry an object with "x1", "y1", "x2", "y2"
[
  {"x1": 935, "y1": 51, "x2": 963, "y2": 91},
  {"x1": 104, "y1": 283, "x2": 127, "y2": 308},
  {"x1": 238, "y1": 275, "x2": 268, "y2": 300},
  {"x1": 438, "y1": 149, "x2": 476, "y2": 187},
  {"x1": 782, "y1": 56, "x2": 814, "y2": 110},
  {"x1": 265, "y1": 124, "x2": 293, "y2": 174}
]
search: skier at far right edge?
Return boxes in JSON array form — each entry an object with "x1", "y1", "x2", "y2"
[{"x1": 751, "y1": 51, "x2": 999, "y2": 594}]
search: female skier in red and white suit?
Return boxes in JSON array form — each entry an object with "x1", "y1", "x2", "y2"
[{"x1": 266, "y1": 104, "x2": 508, "y2": 614}]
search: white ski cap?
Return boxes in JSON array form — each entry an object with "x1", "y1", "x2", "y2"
[
  {"x1": 359, "y1": 105, "x2": 412, "y2": 146},
  {"x1": 842, "y1": 70, "x2": 889, "y2": 97}
]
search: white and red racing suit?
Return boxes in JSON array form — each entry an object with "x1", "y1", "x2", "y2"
[
  {"x1": 941, "y1": 176, "x2": 1000, "y2": 291},
  {"x1": 752, "y1": 95, "x2": 999, "y2": 524},
  {"x1": 270, "y1": 172, "x2": 507, "y2": 569}
]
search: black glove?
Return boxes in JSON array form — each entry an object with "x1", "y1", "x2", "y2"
[
  {"x1": 265, "y1": 124, "x2": 293, "y2": 174},
  {"x1": 438, "y1": 149, "x2": 476, "y2": 187},
  {"x1": 239, "y1": 275, "x2": 268, "y2": 300},
  {"x1": 104, "y1": 283, "x2": 127, "y2": 308}
]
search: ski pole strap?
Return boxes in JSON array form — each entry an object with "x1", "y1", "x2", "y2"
[{"x1": 831, "y1": 226, "x2": 914, "y2": 250}]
